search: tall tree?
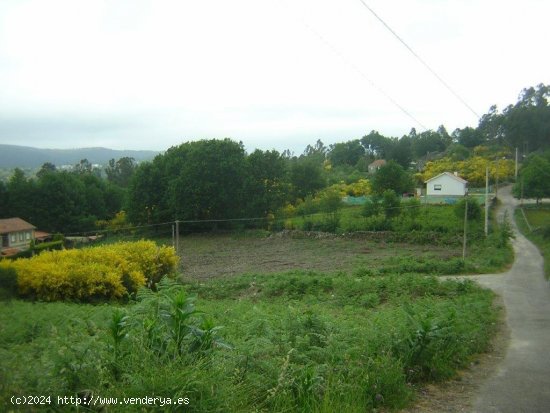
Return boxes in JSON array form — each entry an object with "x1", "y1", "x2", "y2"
[
  {"x1": 361, "y1": 130, "x2": 394, "y2": 158},
  {"x1": 452, "y1": 127, "x2": 484, "y2": 148},
  {"x1": 514, "y1": 155, "x2": 550, "y2": 203},
  {"x1": 371, "y1": 161, "x2": 414, "y2": 195},
  {"x1": 411, "y1": 130, "x2": 446, "y2": 158},
  {"x1": 290, "y1": 158, "x2": 326, "y2": 199},
  {"x1": 328, "y1": 140, "x2": 365, "y2": 167},
  {"x1": 36, "y1": 162, "x2": 57, "y2": 179},
  {"x1": 244, "y1": 149, "x2": 289, "y2": 216},
  {"x1": 105, "y1": 157, "x2": 137, "y2": 187}
]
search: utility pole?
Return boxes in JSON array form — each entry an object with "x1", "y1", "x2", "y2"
[
  {"x1": 515, "y1": 147, "x2": 519, "y2": 180},
  {"x1": 463, "y1": 196, "x2": 468, "y2": 261},
  {"x1": 495, "y1": 157, "x2": 499, "y2": 198},
  {"x1": 176, "y1": 220, "x2": 180, "y2": 253},
  {"x1": 521, "y1": 177, "x2": 524, "y2": 206},
  {"x1": 172, "y1": 224, "x2": 175, "y2": 248},
  {"x1": 485, "y1": 167, "x2": 489, "y2": 236}
]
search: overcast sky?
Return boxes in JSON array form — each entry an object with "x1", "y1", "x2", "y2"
[{"x1": 0, "y1": 0, "x2": 548, "y2": 154}]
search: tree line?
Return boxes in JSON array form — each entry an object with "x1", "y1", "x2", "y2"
[
  {"x1": 1, "y1": 83, "x2": 549, "y2": 233},
  {"x1": 0, "y1": 158, "x2": 136, "y2": 233}
]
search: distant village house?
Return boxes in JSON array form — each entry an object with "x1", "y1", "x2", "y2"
[
  {"x1": 368, "y1": 159, "x2": 386, "y2": 174},
  {"x1": 0, "y1": 218, "x2": 36, "y2": 256},
  {"x1": 425, "y1": 172, "x2": 468, "y2": 196}
]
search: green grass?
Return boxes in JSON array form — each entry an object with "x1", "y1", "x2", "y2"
[
  {"x1": 515, "y1": 204, "x2": 550, "y2": 278},
  {"x1": 0, "y1": 272, "x2": 499, "y2": 412}
]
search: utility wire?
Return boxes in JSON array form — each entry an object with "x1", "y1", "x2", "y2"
[
  {"x1": 302, "y1": 19, "x2": 429, "y2": 131},
  {"x1": 357, "y1": 0, "x2": 480, "y2": 119},
  {"x1": 279, "y1": 0, "x2": 428, "y2": 131}
]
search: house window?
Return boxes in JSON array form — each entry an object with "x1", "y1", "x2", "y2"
[
  {"x1": 19, "y1": 232, "x2": 24, "y2": 241},
  {"x1": 11, "y1": 234, "x2": 16, "y2": 243},
  {"x1": 26, "y1": 232, "x2": 31, "y2": 240},
  {"x1": 434, "y1": 184, "x2": 442, "y2": 191}
]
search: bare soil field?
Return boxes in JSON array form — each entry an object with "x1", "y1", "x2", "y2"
[{"x1": 178, "y1": 232, "x2": 461, "y2": 279}]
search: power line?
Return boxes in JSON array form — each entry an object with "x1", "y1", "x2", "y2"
[
  {"x1": 280, "y1": 0, "x2": 428, "y2": 131},
  {"x1": 357, "y1": 0, "x2": 480, "y2": 119}
]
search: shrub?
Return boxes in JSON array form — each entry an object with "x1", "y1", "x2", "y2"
[
  {"x1": 0, "y1": 265, "x2": 18, "y2": 300},
  {"x1": 32, "y1": 240, "x2": 64, "y2": 253},
  {"x1": 454, "y1": 198, "x2": 481, "y2": 221},
  {"x1": 3, "y1": 241, "x2": 178, "y2": 302}
]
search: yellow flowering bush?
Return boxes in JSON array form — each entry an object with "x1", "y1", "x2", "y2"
[
  {"x1": 0, "y1": 240, "x2": 178, "y2": 302},
  {"x1": 418, "y1": 156, "x2": 515, "y2": 187}
]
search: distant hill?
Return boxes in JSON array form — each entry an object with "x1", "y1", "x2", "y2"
[{"x1": 0, "y1": 144, "x2": 159, "y2": 168}]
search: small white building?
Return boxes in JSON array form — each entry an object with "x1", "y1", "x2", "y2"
[{"x1": 425, "y1": 172, "x2": 467, "y2": 196}]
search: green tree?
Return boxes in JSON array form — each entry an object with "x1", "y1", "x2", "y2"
[
  {"x1": 452, "y1": 127, "x2": 484, "y2": 148},
  {"x1": 387, "y1": 136, "x2": 412, "y2": 168},
  {"x1": 36, "y1": 162, "x2": 57, "y2": 179},
  {"x1": 126, "y1": 162, "x2": 167, "y2": 224},
  {"x1": 362, "y1": 195, "x2": 382, "y2": 218},
  {"x1": 34, "y1": 172, "x2": 88, "y2": 232},
  {"x1": 328, "y1": 140, "x2": 365, "y2": 167},
  {"x1": 5, "y1": 168, "x2": 36, "y2": 222},
  {"x1": 382, "y1": 189, "x2": 401, "y2": 220},
  {"x1": 128, "y1": 139, "x2": 248, "y2": 225},
  {"x1": 371, "y1": 161, "x2": 414, "y2": 195},
  {"x1": 319, "y1": 188, "x2": 343, "y2": 231},
  {"x1": 514, "y1": 155, "x2": 550, "y2": 203},
  {"x1": 411, "y1": 130, "x2": 446, "y2": 158},
  {"x1": 74, "y1": 158, "x2": 93, "y2": 174},
  {"x1": 302, "y1": 139, "x2": 328, "y2": 163},
  {"x1": 290, "y1": 159, "x2": 325, "y2": 199},
  {"x1": 0, "y1": 181, "x2": 7, "y2": 217},
  {"x1": 361, "y1": 130, "x2": 394, "y2": 158},
  {"x1": 244, "y1": 149, "x2": 289, "y2": 216},
  {"x1": 105, "y1": 157, "x2": 137, "y2": 187},
  {"x1": 454, "y1": 198, "x2": 482, "y2": 221}
]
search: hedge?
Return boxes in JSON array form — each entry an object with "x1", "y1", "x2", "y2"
[{"x1": 0, "y1": 240, "x2": 178, "y2": 302}]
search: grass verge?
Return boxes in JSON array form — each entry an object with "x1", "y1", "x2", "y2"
[
  {"x1": 514, "y1": 204, "x2": 550, "y2": 278},
  {"x1": 1, "y1": 271, "x2": 499, "y2": 412}
]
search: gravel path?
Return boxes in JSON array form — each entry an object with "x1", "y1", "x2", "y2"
[{"x1": 460, "y1": 186, "x2": 550, "y2": 412}]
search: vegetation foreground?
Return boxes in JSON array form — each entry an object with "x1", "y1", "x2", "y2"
[
  {"x1": 1, "y1": 267, "x2": 499, "y2": 411},
  {"x1": 515, "y1": 204, "x2": 550, "y2": 278}
]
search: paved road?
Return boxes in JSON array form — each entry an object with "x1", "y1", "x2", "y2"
[{"x1": 464, "y1": 186, "x2": 550, "y2": 412}]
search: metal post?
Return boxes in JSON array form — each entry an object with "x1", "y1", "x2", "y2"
[
  {"x1": 462, "y1": 197, "x2": 468, "y2": 261},
  {"x1": 515, "y1": 147, "x2": 519, "y2": 180},
  {"x1": 495, "y1": 158, "x2": 499, "y2": 198},
  {"x1": 485, "y1": 167, "x2": 489, "y2": 236},
  {"x1": 521, "y1": 177, "x2": 524, "y2": 206},
  {"x1": 176, "y1": 221, "x2": 180, "y2": 252}
]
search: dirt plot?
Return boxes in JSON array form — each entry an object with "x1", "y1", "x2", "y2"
[{"x1": 177, "y1": 232, "x2": 462, "y2": 279}]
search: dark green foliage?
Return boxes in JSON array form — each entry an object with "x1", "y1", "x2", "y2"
[
  {"x1": 328, "y1": 140, "x2": 365, "y2": 167},
  {"x1": 127, "y1": 140, "x2": 294, "y2": 227},
  {"x1": 0, "y1": 269, "x2": 499, "y2": 412},
  {"x1": 105, "y1": 157, "x2": 137, "y2": 187},
  {"x1": 290, "y1": 158, "x2": 326, "y2": 199},
  {"x1": 371, "y1": 161, "x2": 413, "y2": 195},
  {"x1": 244, "y1": 149, "x2": 289, "y2": 216},
  {"x1": 382, "y1": 189, "x2": 401, "y2": 219},
  {"x1": 411, "y1": 130, "x2": 447, "y2": 158},
  {"x1": 454, "y1": 198, "x2": 482, "y2": 221},
  {"x1": 0, "y1": 265, "x2": 18, "y2": 299},
  {"x1": 453, "y1": 126, "x2": 484, "y2": 148},
  {"x1": 32, "y1": 240, "x2": 64, "y2": 253},
  {"x1": 513, "y1": 155, "x2": 550, "y2": 202},
  {"x1": 1, "y1": 168, "x2": 124, "y2": 233},
  {"x1": 361, "y1": 195, "x2": 382, "y2": 218}
]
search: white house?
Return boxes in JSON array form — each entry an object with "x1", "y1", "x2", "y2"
[{"x1": 425, "y1": 172, "x2": 467, "y2": 196}]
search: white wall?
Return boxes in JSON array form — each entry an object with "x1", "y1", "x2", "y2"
[{"x1": 426, "y1": 175, "x2": 466, "y2": 196}]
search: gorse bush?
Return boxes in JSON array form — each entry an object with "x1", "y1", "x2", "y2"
[{"x1": 0, "y1": 240, "x2": 178, "y2": 302}]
